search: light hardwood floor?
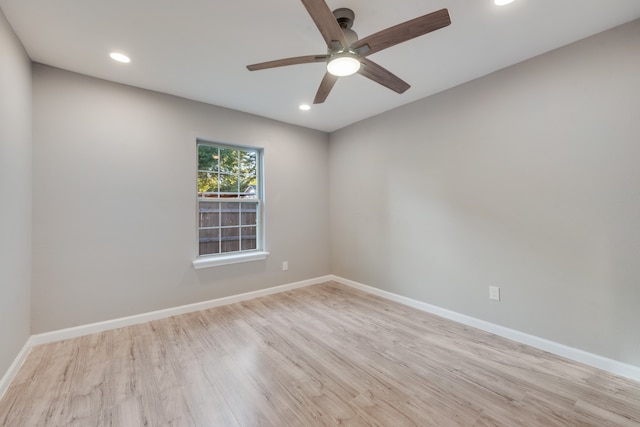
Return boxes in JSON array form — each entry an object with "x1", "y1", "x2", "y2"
[{"x1": 1, "y1": 281, "x2": 639, "y2": 426}]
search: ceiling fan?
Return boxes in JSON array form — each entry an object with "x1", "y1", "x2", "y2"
[{"x1": 246, "y1": 0, "x2": 451, "y2": 104}]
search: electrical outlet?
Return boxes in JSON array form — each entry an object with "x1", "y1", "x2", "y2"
[
  {"x1": 489, "y1": 286, "x2": 500, "y2": 301},
  {"x1": 282, "y1": 261, "x2": 288, "y2": 271}
]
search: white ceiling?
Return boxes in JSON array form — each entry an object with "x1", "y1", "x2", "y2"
[{"x1": 2, "y1": 0, "x2": 640, "y2": 132}]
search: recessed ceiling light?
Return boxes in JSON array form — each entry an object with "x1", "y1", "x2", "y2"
[
  {"x1": 299, "y1": 104, "x2": 311, "y2": 111},
  {"x1": 494, "y1": 0, "x2": 515, "y2": 5},
  {"x1": 109, "y1": 52, "x2": 131, "y2": 63}
]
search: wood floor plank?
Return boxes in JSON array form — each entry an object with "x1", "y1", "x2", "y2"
[{"x1": 1, "y1": 281, "x2": 639, "y2": 426}]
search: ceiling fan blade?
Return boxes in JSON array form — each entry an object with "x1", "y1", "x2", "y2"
[
  {"x1": 358, "y1": 58, "x2": 410, "y2": 94},
  {"x1": 352, "y1": 8, "x2": 451, "y2": 57},
  {"x1": 247, "y1": 54, "x2": 327, "y2": 71},
  {"x1": 313, "y1": 72, "x2": 339, "y2": 104},
  {"x1": 300, "y1": 0, "x2": 349, "y2": 49}
]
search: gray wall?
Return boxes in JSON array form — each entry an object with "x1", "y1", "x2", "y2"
[
  {"x1": 329, "y1": 20, "x2": 640, "y2": 366},
  {"x1": 31, "y1": 65, "x2": 330, "y2": 333},
  {"x1": 0, "y1": 10, "x2": 31, "y2": 377}
]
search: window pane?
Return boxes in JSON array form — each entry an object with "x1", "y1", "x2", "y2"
[
  {"x1": 199, "y1": 202, "x2": 219, "y2": 227},
  {"x1": 241, "y1": 226, "x2": 257, "y2": 250},
  {"x1": 198, "y1": 172, "x2": 219, "y2": 195},
  {"x1": 199, "y1": 228, "x2": 220, "y2": 255},
  {"x1": 240, "y1": 174, "x2": 257, "y2": 196},
  {"x1": 240, "y1": 151, "x2": 257, "y2": 175},
  {"x1": 241, "y1": 203, "x2": 257, "y2": 226},
  {"x1": 198, "y1": 145, "x2": 219, "y2": 171},
  {"x1": 219, "y1": 172, "x2": 239, "y2": 195},
  {"x1": 221, "y1": 227, "x2": 240, "y2": 253},
  {"x1": 221, "y1": 203, "x2": 240, "y2": 226},
  {"x1": 219, "y1": 148, "x2": 238, "y2": 174}
]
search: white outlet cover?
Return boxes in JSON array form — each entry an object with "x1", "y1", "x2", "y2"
[{"x1": 489, "y1": 286, "x2": 500, "y2": 301}]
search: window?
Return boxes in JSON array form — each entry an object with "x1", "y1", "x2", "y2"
[{"x1": 194, "y1": 141, "x2": 267, "y2": 268}]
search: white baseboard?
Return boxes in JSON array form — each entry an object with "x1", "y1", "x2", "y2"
[
  {"x1": 30, "y1": 275, "x2": 333, "y2": 346},
  {"x1": 330, "y1": 275, "x2": 640, "y2": 383},
  {"x1": 0, "y1": 339, "x2": 32, "y2": 401}
]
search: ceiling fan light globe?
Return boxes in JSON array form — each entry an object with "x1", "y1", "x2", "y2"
[{"x1": 327, "y1": 56, "x2": 360, "y2": 77}]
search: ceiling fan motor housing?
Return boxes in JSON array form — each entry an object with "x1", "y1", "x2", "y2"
[
  {"x1": 332, "y1": 8, "x2": 358, "y2": 47},
  {"x1": 333, "y1": 8, "x2": 354, "y2": 29}
]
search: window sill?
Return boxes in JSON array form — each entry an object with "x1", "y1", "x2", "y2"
[{"x1": 192, "y1": 251, "x2": 270, "y2": 269}]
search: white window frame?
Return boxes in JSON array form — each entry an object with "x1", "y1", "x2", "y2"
[{"x1": 192, "y1": 139, "x2": 268, "y2": 269}]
